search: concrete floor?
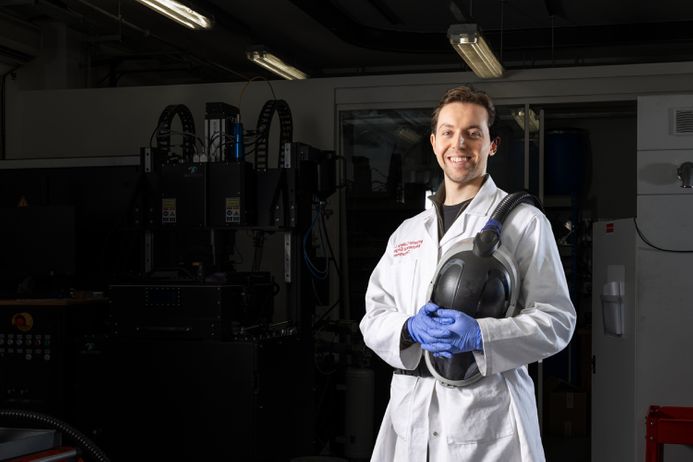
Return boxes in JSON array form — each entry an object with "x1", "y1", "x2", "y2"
[{"x1": 544, "y1": 435, "x2": 590, "y2": 462}]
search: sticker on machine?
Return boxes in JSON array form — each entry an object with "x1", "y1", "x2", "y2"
[
  {"x1": 162, "y1": 198, "x2": 177, "y2": 224},
  {"x1": 225, "y1": 197, "x2": 241, "y2": 223}
]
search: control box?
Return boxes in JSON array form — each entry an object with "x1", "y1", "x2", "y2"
[
  {"x1": 0, "y1": 300, "x2": 109, "y2": 416},
  {"x1": 152, "y1": 162, "x2": 207, "y2": 228},
  {"x1": 109, "y1": 273, "x2": 275, "y2": 340},
  {"x1": 207, "y1": 161, "x2": 256, "y2": 227},
  {"x1": 204, "y1": 102, "x2": 240, "y2": 163}
]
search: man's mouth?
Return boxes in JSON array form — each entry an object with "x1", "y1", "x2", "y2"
[{"x1": 447, "y1": 155, "x2": 472, "y2": 163}]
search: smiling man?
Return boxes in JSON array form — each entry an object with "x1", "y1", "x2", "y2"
[
  {"x1": 431, "y1": 98, "x2": 497, "y2": 202},
  {"x1": 359, "y1": 86, "x2": 576, "y2": 461}
]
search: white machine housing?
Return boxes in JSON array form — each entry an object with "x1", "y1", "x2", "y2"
[{"x1": 591, "y1": 94, "x2": 693, "y2": 462}]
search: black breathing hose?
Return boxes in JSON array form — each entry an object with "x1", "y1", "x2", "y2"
[
  {"x1": 474, "y1": 191, "x2": 544, "y2": 257},
  {"x1": 0, "y1": 409, "x2": 111, "y2": 462},
  {"x1": 490, "y1": 191, "x2": 544, "y2": 224}
]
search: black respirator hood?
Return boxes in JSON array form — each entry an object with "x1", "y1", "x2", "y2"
[{"x1": 424, "y1": 191, "x2": 543, "y2": 387}]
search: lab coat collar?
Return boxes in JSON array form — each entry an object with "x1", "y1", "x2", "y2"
[
  {"x1": 465, "y1": 174, "x2": 500, "y2": 217},
  {"x1": 428, "y1": 174, "x2": 498, "y2": 216},
  {"x1": 437, "y1": 174, "x2": 500, "y2": 247},
  {"x1": 423, "y1": 206, "x2": 438, "y2": 244}
]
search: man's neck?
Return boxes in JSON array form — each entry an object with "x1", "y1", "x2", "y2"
[{"x1": 443, "y1": 175, "x2": 485, "y2": 205}]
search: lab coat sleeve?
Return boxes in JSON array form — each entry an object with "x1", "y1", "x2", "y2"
[
  {"x1": 359, "y1": 233, "x2": 423, "y2": 370},
  {"x1": 473, "y1": 212, "x2": 576, "y2": 376}
]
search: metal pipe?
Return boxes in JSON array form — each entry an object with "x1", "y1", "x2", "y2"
[
  {"x1": 539, "y1": 108, "x2": 545, "y2": 202},
  {"x1": 524, "y1": 102, "x2": 530, "y2": 190}
]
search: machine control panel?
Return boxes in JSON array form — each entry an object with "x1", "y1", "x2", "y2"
[
  {"x1": 0, "y1": 333, "x2": 53, "y2": 360},
  {"x1": 0, "y1": 300, "x2": 109, "y2": 414}
]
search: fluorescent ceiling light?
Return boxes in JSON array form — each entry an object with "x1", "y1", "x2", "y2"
[
  {"x1": 134, "y1": 0, "x2": 212, "y2": 30},
  {"x1": 512, "y1": 108, "x2": 540, "y2": 133},
  {"x1": 247, "y1": 49, "x2": 308, "y2": 80},
  {"x1": 447, "y1": 24, "x2": 504, "y2": 79}
]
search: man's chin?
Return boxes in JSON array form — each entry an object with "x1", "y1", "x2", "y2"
[{"x1": 444, "y1": 171, "x2": 484, "y2": 186}]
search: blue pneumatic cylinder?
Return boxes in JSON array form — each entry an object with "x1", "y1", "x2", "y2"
[{"x1": 232, "y1": 119, "x2": 244, "y2": 161}]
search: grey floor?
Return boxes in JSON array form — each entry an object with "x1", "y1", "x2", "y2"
[{"x1": 544, "y1": 435, "x2": 590, "y2": 462}]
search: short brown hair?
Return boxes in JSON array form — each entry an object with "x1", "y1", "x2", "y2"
[{"x1": 431, "y1": 86, "x2": 496, "y2": 133}]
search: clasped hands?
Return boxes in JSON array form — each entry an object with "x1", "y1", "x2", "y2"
[{"x1": 406, "y1": 302, "x2": 482, "y2": 358}]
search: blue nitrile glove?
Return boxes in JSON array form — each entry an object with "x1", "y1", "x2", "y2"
[
  {"x1": 430, "y1": 308, "x2": 483, "y2": 358},
  {"x1": 406, "y1": 302, "x2": 452, "y2": 349}
]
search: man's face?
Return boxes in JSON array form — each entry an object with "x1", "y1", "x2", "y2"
[{"x1": 430, "y1": 101, "x2": 498, "y2": 187}]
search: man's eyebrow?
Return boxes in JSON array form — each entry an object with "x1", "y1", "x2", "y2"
[{"x1": 438, "y1": 123, "x2": 484, "y2": 130}]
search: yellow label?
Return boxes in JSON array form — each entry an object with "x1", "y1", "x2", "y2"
[
  {"x1": 225, "y1": 197, "x2": 240, "y2": 223},
  {"x1": 162, "y1": 197, "x2": 177, "y2": 224}
]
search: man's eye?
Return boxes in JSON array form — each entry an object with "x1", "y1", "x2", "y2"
[{"x1": 468, "y1": 131, "x2": 482, "y2": 138}]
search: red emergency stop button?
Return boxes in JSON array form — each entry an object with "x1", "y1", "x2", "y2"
[{"x1": 11, "y1": 312, "x2": 34, "y2": 332}]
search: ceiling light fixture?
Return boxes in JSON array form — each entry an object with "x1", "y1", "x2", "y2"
[
  {"x1": 134, "y1": 0, "x2": 213, "y2": 30},
  {"x1": 246, "y1": 48, "x2": 308, "y2": 80},
  {"x1": 512, "y1": 108, "x2": 540, "y2": 133},
  {"x1": 447, "y1": 24, "x2": 504, "y2": 79}
]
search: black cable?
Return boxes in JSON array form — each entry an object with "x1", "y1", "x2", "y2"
[
  {"x1": 0, "y1": 408, "x2": 111, "y2": 462},
  {"x1": 320, "y1": 207, "x2": 342, "y2": 277},
  {"x1": 148, "y1": 120, "x2": 164, "y2": 149},
  {"x1": 154, "y1": 104, "x2": 197, "y2": 162},
  {"x1": 311, "y1": 278, "x2": 326, "y2": 306},
  {"x1": 312, "y1": 297, "x2": 342, "y2": 330},
  {"x1": 238, "y1": 76, "x2": 277, "y2": 111},
  {"x1": 303, "y1": 204, "x2": 329, "y2": 280},
  {"x1": 633, "y1": 218, "x2": 693, "y2": 253},
  {"x1": 254, "y1": 99, "x2": 293, "y2": 171}
]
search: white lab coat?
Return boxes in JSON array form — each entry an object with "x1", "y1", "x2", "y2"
[{"x1": 359, "y1": 176, "x2": 576, "y2": 462}]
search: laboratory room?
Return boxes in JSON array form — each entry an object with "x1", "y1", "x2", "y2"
[{"x1": 0, "y1": 1, "x2": 692, "y2": 461}]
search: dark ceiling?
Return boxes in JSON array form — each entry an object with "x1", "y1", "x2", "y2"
[{"x1": 2, "y1": 0, "x2": 693, "y2": 86}]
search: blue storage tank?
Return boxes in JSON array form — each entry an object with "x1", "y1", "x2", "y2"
[
  {"x1": 497, "y1": 137, "x2": 538, "y2": 194},
  {"x1": 544, "y1": 129, "x2": 590, "y2": 196}
]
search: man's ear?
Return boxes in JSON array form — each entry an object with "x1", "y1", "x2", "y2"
[{"x1": 490, "y1": 136, "x2": 501, "y2": 156}]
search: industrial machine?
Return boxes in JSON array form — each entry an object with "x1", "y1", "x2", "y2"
[
  {"x1": 591, "y1": 94, "x2": 693, "y2": 462},
  {"x1": 108, "y1": 272, "x2": 275, "y2": 340},
  {"x1": 93, "y1": 100, "x2": 338, "y2": 461},
  {"x1": 0, "y1": 299, "x2": 109, "y2": 421},
  {"x1": 0, "y1": 98, "x2": 339, "y2": 462}
]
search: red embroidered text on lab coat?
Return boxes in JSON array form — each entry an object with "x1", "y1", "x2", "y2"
[{"x1": 393, "y1": 240, "x2": 423, "y2": 257}]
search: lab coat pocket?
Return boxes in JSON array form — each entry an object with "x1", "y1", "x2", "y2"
[
  {"x1": 389, "y1": 374, "x2": 417, "y2": 440},
  {"x1": 439, "y1": 375, "x2": 515, "y2": 444},
  {"x1": 391, "y1": 258, "x2": 421, "y2": 314}
]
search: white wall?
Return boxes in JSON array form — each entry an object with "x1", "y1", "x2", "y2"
[
  {"x1": 6, "y1": 77, "x2": 336, "y2": 159},
  {"x1": 6, "y1": 61, "x2": 693, "y2": 160}
]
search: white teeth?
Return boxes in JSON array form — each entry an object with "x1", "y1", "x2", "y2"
[{"x1": 449, "y1": 156, "x2": 470, "y2": 163}]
